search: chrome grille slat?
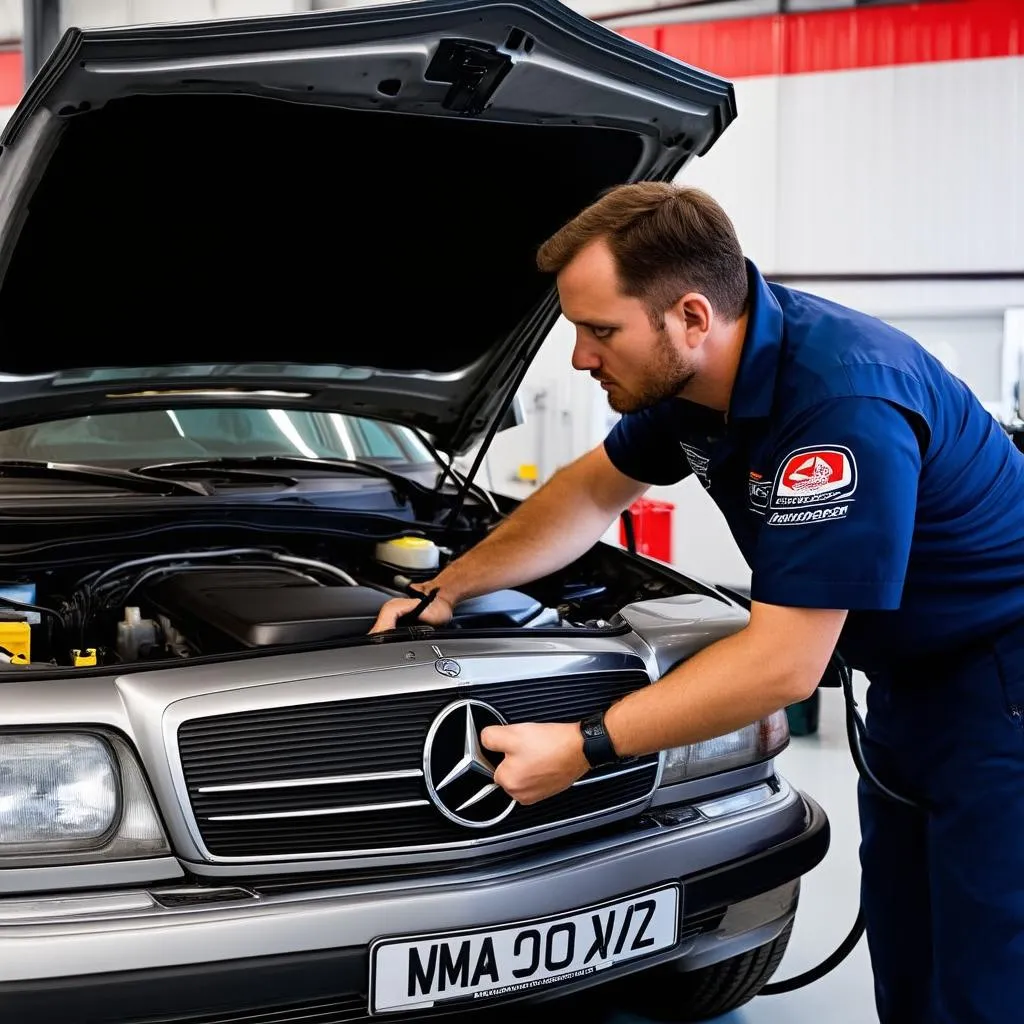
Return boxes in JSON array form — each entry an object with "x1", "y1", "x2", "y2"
[
  {"x1": 198, "y1": 769, "x2": 422, "y2": 793},
  {"x1": 177, "y1": 669, "x2": 656, "y2": 860},
  {"x1": 209, "y1": 799, "x2": 430, "y2": 821}
]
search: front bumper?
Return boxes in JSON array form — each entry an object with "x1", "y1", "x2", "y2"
[{"x1": 0, "y1": 777, "x2": 828, "y2": 1022}]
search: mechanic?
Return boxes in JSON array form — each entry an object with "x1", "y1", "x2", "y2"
[{"x1": 370, "y1": 182, "x2": 1024, "y2": 1024}]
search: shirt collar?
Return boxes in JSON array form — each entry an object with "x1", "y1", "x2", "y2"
[{"x1": 727, "y1": 259, "x2": 784, "y2": 423}]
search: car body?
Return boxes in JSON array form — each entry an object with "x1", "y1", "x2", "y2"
[{"x1": 0, "y1": 3, "x2": 828, "y2": 1022}]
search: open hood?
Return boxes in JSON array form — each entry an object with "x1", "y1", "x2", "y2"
[{"x1": 0, "y1": 0, "x2": 734, "y2": 453}]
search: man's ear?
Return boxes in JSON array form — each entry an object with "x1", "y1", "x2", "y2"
[{"x1": 675, "y1": 292, "x2": 713, "y2": 340}]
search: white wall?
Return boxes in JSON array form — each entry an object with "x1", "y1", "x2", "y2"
[
  {"x1": 677, "y1": 75, "x2": 780, "y2": 270},
  {"x1": 61, "y1": 0, "x2": 312, "y2": 29},
  {"x1": 0, "y1": 0, "x2": 20, "y2": 41},
  {"x1": 677, "y1": 56, "x2": 1024, "y2": 277}
]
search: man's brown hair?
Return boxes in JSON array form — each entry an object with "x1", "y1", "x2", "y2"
[{"x1": 536, "y1": 182, "x2": 748, "y2": 324}]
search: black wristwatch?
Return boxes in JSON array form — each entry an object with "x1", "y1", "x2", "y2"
[{"x1": 579, "y1": 711, "x2": 619, "y2": 768}]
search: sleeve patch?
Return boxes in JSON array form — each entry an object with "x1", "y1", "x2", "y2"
[{"x1": 769, "y1": 444, "x2": 858, "y2": 511}]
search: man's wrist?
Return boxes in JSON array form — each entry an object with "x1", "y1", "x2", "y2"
[{"x1": 417, "y1": 576, "x2": 460, "y2": 608}]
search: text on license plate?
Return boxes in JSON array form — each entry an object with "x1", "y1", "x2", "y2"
[{"x1": 369, "y1": 883, "x2": 680, "y2": 1014}]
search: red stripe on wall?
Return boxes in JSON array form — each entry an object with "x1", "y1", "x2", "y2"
[
  {"x1": 619, "y1": 0, "x2": 1024, "y2": 79},
  {"x1": 0, "y1": 49, "x2": 21, "y2": 107}
]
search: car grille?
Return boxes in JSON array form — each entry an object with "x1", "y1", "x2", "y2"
[{"x1": 177, "y1": 670, "x2": 658, "y2": 859}]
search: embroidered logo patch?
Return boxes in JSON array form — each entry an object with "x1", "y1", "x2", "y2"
[
  {"x1": 680, "y1": 443, "x2": 711, "y2": 489},
  {"x1": 768, "y1": 505, "x2": 850, "y2": 526},
  {"x1": 770, "y1": 445, "x2": 857, "y2": 509}
]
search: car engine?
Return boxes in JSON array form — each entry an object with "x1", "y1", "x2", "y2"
[
  {"x1": 131, "y1": 565, "x2": 560, "y2": 658},
  {"x1": 0, "y1": 531, "x2": 632, "y2": 670}
]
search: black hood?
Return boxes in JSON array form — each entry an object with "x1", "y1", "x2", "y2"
[{"x1": 0, "y1": 0, "x2": 734, "y2": 452}]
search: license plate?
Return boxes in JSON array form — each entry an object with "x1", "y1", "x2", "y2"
[{"x1": 368, "y1": 883, "x2": 680, "y2": 1014}]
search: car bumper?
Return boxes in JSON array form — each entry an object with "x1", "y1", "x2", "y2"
[{"x1": 0, "y1": 776, "x2": 828, "y2": 1023}]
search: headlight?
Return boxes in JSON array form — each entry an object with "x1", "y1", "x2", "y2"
[
  {"x1": 659, "y1": 710, "x2": 789, "y2": 787},
  {"x1": 0, "y1": 732, "x2": 169, "y2": 862}
]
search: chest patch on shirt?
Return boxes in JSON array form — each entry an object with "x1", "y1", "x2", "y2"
[
  {"x1": 680, "y1": 443, "x2": 711, "y2": 488},
  {"x1": 770, "y1": 445, "x2": 858, "y2": 508}
]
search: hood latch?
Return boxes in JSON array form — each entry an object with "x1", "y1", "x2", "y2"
[{"x1": 426, "y1": 39, "x2": 514, "y2": 116}]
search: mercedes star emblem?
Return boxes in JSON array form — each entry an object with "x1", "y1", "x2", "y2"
[{"x1": 423, "y1": 699, "x2": 515, "y2": 828}]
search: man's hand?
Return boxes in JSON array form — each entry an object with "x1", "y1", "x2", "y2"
[
  {"x1": 481, "y1": 722, "x2": 590, "y2": 805},
  {"x1": 369, "y1": 589, "x2": 455, "y2": 633}
]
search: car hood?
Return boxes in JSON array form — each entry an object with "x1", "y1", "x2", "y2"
[{"x1": 0, "y1": 0, "x2": 734, "y2": 453}]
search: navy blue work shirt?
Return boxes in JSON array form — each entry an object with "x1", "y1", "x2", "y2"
[{"x1": 604, "y1": 261, "x2": 1024, "y2": 674}]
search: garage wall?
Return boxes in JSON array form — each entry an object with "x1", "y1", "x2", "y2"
[{"x1": 622, "y1": 0, "x2": 1024, "y2": 277}]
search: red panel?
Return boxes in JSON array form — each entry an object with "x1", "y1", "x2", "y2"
[
  {"x1": 0, "y1": 50, "x2": 22, "y2": 107},
  {"x1": 620, "y1": 498, "x2": 674, "y2": 563},
  {"x1": 623, "y1": 0, "x2": 1024, "y2": 78},
  {"x1": 660, "y1": 16, "x2": 783, "y2": 79},
  {"x1": 618, "y1": 25, "x2": 659, "y2": 49}
]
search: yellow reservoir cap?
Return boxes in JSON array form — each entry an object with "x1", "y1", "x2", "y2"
[
  {"x1": 73, "y1": 648, "x2": 98, "y2": 667},
  {"x1": 0, "y1": 620, "x2": 30, "y2": 664}
]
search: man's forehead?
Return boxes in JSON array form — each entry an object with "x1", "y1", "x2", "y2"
[
  {"x1": 556, "y1": 241, "x2": 632, "y2": 322},
  {"x1": 559, "y1": 238, "x2": 619, "y2": 285}
]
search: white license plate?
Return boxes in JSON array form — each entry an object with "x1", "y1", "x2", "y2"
[{"x1": 368, "y1": 883, "x2": 680, "y2": 1014}]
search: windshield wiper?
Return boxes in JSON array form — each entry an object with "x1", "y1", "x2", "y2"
[
  {"x1": 130, "y1": 463, "x2": 300, "y2": 487},
  {"x1": 135, "y1": 456, "x2": 436, "y2": 500},
  {"x1": 0, "y1": 460, "x2": 208, "y2": 496}
]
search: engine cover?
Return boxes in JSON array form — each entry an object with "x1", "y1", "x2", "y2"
[
  {"x1": 140, "y1": 567, "x2": 558, "y2": 654},
  {"x1": 142, "y1": 570, "x2": 391, "y2": 652}
]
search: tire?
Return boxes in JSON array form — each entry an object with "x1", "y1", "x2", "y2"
[{"x1": 613, "y1": 919, "x2": 794, "y2": 1022}]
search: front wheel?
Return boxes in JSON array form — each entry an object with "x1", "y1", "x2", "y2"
[{"x1": 612, "y1": 919, "x2": 794, "y2": 1022}]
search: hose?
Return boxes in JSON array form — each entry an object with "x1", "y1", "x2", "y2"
[{"x1": 760, "y1": 657, "x2": 922, "y2": 995}]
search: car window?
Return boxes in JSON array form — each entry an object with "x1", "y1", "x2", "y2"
[{"x1": 0, "y1": 408, "x2": 435, "y2": 466}]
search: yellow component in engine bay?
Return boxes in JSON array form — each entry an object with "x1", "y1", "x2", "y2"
[{"x1": 0, "y1": 619, "x2": 31, "y2": 665}]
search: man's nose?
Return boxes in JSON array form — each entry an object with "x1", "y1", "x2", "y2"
[{"x1": 571, "y1": 334, "x2": 600, "y2": 372}]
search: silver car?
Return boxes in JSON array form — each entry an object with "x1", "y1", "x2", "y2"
[{"x1": 0, "y1": 2, "x2": 828, "y2": 1021}]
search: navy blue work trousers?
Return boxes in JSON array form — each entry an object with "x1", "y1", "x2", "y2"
[{"x1": 858, "y1": 620, "x2": 1024, "y2": 1023}]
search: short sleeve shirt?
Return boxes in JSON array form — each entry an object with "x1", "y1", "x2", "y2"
[{"x1": 604, "y1": 261, "x2": 1024, "y2": 674}]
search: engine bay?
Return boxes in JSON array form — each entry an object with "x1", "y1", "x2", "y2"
[{"x1": 0, "y1": 526, "x2": 687, "y2": 671}]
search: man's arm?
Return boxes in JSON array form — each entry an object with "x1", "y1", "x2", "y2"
[
  {"x1": 369, "y1": 444, "x2": 648, "y2": 631},
  {"x1": 603, "y1": 601, "x2": 846, "y2": 754},
  {"x1": 482, "y1": 602, "x2": 845, "y2": 804},
  {"x1": 482, "y1": 394, "x2": 924, "y2": 804}
]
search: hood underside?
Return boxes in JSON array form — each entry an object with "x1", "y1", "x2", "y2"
[{"x1": 0, "y1": 0, "x2": 734, "y2": 452}]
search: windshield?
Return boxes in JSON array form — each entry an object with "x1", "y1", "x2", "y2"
[{"x1": 0, "y1": 408, "x2": 436, "y2": 467}]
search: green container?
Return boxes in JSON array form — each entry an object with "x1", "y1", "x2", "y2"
[{"x1": 785, "y1": 690, "x2": 820, "y2": 736}]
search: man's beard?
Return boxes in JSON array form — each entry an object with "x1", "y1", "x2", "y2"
[{"x1": 604, "y1": 330, "x2": 694, "y2": 414}]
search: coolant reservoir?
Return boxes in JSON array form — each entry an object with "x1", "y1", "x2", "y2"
[
  {"x1": 117, "y1": 606, "x2": 160, "y2": 661},
  {"x1": 375, "y1": 536, "x2": 440, "y2": 572}
]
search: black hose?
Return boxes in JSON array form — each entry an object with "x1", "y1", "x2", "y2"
[
  {"x1": 761, "y1": 908, "x2": 866, "y2": 994},
  {"x1": 760, "y1": 657, "x2": 922, "y2": 995}
]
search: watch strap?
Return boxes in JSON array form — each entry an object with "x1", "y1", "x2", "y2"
[{"x1": 580, "y1": 711, "x2": 618, "y2": 768}]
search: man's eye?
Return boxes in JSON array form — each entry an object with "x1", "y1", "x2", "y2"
[{"x1": 592, "y1": 327, "x2": 613, "y2": 340}]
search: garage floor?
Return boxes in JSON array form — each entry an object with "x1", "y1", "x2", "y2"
[{"x1": 559, "y1": 677, "x2": 880, "y2": 1024}]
